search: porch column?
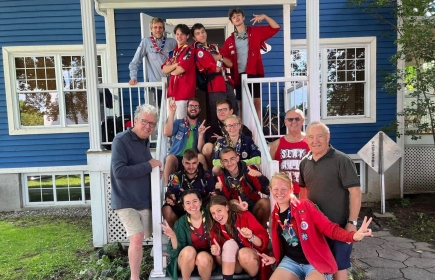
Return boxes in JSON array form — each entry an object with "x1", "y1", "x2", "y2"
[
  {"x1": 81, "y1": 0, "x2": 102, "y2": 151},
  {"x1": 306, "y1": 0, "x2": 320, "y2": 122}
]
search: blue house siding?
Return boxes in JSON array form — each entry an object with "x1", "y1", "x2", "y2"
[
  {"x1": 0, "y1": 0, "x2": 106, "y2": 169},
  {"x1": 291, "y1": 0, "x2": 397, "y2": 154},
  {"x1": 114, "y1": 6, "x2": 284, "y2": 112}
]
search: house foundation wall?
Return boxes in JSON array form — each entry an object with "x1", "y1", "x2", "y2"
[{"x1": 0, "y1": 173, "x2": 22, "y2": 211}]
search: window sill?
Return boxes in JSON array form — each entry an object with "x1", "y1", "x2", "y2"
[
  {"x1": 9, "y1": 125, "x2": 89, "y2": 135},
  {"x1": 321, "y1": 116, "x2": 376, "y2": 125}
]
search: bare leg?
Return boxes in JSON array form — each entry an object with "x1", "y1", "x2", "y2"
[
  {"x1": 237, "y1": 247, "x2": 260, "y2": 277},
  {"x1": 163, "y1": 154, "x2": 178, "y2": 185},
  {"x1": 128, "y1": 232, "x2": 144, "y2": 280},
  {"x1": 178, "y1": 246, "x2": 197, "y2": 280},
  {"x1": 162, "y1": 205, "x2": 178, "y2": 228},
  {"x1": 307, "y1": 269, "x2": 331, "y2": 280},
  {"x1": 198, "y1": 153, "x2": 208, "y2": 170},
  {"x1": 202, "y1": 143, "x2": 214, "y2": 169},
  {"x1": 252, "y1": 198, "x2": 271, "y2": 228},
  {"x1": 196, "y1": 251, "x2": 214, "y2": 280},
  {"x1": 333, "y1": 269, "x2": 348, "y2": 280},
  {"x1": 253, "y1": 97, "x2": 262, "y2": 123},
  {"x1": 270, "y1": 268, "x2": 299, "y2": 280}
]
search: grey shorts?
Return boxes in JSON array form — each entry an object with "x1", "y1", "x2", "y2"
[{"x1": 115, "y1": 208, "x2": 152, "y2": 238}]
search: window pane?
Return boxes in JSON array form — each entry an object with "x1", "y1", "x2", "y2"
[
  {"x1": 15, "y1": 57, "x2": 25, "y2": 68},
  {"x1": 327, "y1": 83, "x2": 365, "y2": 116},
  {"x1": 356, "y1": 48, "x2": 365, "y2": 59},
  {"x1": 84, "y1": 174, "x2": 90, "y2": 200},
  {"x1": 69, "y1": 188, "x2": 83, "y2": 201},
  {"x1": 65, "y1": 91, "x2": 88, "y2": 124},
  {"x1": 27, "y1": 175, "x2": 53, "y2": 202},
  {"x1": 19, "y1": 92, "x2": 59, "y2": 126},
  {"x1": 42, "y1": 189, "x2": 54, "y2": 202}
]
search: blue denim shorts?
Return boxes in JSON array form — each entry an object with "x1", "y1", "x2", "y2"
[{"x1": 277, "y1": 256, "x2": 332, "y2": 280}]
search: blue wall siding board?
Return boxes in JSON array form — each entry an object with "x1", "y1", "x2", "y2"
[
  {"x1": 0, "y1": 0, "x2": 105, "y2": 169},
  {"x1": 290, "y1": 0, "x2": 397, "y2": 153}
]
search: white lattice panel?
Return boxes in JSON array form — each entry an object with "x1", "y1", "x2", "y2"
[
  {"x1": 105, "y1": 173, "x2": 129, "y2": 242},
  {"x1": 404, "y1": 146, "x2": 435, "y2": 193}
]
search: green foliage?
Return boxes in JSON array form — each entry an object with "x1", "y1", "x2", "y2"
[
  {"x1": 19, "y1": 100, "x2": 44, "y2": 126},
  {"x1": 0, "y1": 215, "x2": 93, "y2": 280},
  {"x1": 348, "y1": 0, "x2": 435, "y2": 145}
]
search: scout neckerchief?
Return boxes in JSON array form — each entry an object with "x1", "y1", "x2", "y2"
[
  {"x1": 187, "y1": 210, "x2": 208, "y2": 241},
  {"x1": 171, "y1": 44, "x2": 188, "y2": 63},
  {"x1": 183, "y1": 117, "x2": 198, "y2": 138},
  {"x1": 227, "y1": 174, "x2": 244, "y2": 196},
  {"x1": 274, "y1": 204, "x2": 299, "y2": 247},
  {"x1": 227, "y1": 135, "x2": 242, "y2": 154},
  {"x1": 218, "y1": 120, "x2": 228, "y2": 136},
  {"x1": 234, "y1": 27, "x2": 248, "y2": 40},
  {"x1": 183, "y1": 170, "x2": 198, "y2": 190},
  {"x1": 196, "y1": 43, "x2": 219, "y2": 55},
  {"x1": 220, "y1": 214, "x2": 244, "y2": 248},
  {"x1": 150, "y1": 36, "x2": 166, "y2": 55}
]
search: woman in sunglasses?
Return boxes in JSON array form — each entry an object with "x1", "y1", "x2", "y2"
[
  {"x1": 259, "y1": 173, "x2": 373, "y2": 280},
  {"x1": 211, "y1": 114, "x2": 261, "y2": 175}
]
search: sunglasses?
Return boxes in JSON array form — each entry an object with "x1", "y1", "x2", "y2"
[{"x1": 285, "y1": 117, "x2": 301, "y2": 122}]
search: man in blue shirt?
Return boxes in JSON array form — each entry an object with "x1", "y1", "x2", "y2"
[
  {"x1": 129, "y1": 17, "x2": 176, "y2": 107},
  {"x1": 110, "y1": 104, "x2": 162, "y2": 280},
  {"x1": 163, "y1": 98, "x2": 210, "y2": 185}
]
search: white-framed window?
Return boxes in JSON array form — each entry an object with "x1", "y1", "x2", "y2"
[
  {"x1": 353, "y1": 159, "x2": 366, "y2": 193},
  {"x1": 291, "y1": 37, "x2": 377, "y2": 124},
  {"x1": 2, "y1": 45, "x2": 106, "y2": 135},
  {"x1": 23, "y1": 172, "x2": 90, "y2": 205}
]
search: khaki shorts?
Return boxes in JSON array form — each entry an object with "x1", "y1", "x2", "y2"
[{"x1": 115, "y1": 208, "x2": 152, "y2": 238}]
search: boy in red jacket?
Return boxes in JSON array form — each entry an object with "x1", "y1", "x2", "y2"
[{"x1": 222, "y1": 8, "x2": 280, "y2": 120}]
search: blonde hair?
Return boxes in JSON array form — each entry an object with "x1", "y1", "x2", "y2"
[
  {"x1": 150, "y1": 17, "x2": 165, "y2": 29},
  {"x1": 269, "y1": 172, "x2": 293, "y2": 191},
  {"x1": 224, "y1": 114, "x2": 241, "y2": 124}
]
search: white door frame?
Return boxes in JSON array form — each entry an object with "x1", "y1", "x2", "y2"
[{"x1": 166, "y1": 17, "x2": 233, "y2": 38}]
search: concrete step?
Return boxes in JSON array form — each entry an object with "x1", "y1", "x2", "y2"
[{"x1": 149, "y1": 271, "x2": 250, "y2": 279}]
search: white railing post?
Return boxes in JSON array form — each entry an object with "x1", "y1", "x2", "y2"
[
  {"x1": 306, "y1": 0, "x2": 321, "y2": 122},
  {"x1": 80, "y1": 0, "x2": 102, "y2": 152},
  {"x1": 149, "y1": 77, "x2": 168, "y2": 277}
]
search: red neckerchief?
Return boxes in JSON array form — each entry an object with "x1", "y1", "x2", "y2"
[
  {"x1": 273, "y1": 203, "x2": 292, "y2": 230},
  {"x1": 196, "y1": 43, "x2": 218, "y2": 55},
  {"x1": 149, "y1": 36, "x2": 166, "y2": 55}
]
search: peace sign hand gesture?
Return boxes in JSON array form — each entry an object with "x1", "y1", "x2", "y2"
[
  {"x1": 160, "y1": 219, "x2": 176, "y2": 239},
  {"x1": 353, "y1": 216, "x2": 374, "y2": 242},
  {"x1": 233, "y1": 196, "x2": 249, "y2": 212},
  {"x1": 198, "y1": 120, "x2": 210, "y2": 135},
  {"x1": 210, "y1": 238, "x2": 221, "y2": 256}
]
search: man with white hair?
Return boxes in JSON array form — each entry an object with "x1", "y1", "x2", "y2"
[
  {"x1": 299, "y1": 121, "x2": 362, "y2": 280},
  {"x1": 110, "y1": 104, "x2": 162, "y2": 280}
]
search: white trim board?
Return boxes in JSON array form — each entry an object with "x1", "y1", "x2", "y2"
[
  {"x1": 166, "y1": 17, "x2": 233, "y2": 38},
  {"x1": 0, "y1": 165, "x2": 89, "y2": 174}
]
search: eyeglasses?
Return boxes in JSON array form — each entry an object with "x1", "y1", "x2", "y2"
[
  {"x1": 188, "y1": 104, "x2": 200, "y2": 109},
  {"x1": 217, "y1": 108, "x2": 229, "y2": 113},
  {"x1": 285, "y1": 117, "x2": 301, "y2": 122},
  {"x1": 140, "y1": 119, "x2": 157, "y2": 128},
  {"x1": 221, "y1": 157, "x2": 237, "y2": 165},
  {"x1": 225, "y1": 123, "x2": 240, "y2": 129}
]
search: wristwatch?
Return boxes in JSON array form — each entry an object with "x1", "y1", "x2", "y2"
[{"x1": 347, "y1": 220, "x2": 357, "y2": 226}]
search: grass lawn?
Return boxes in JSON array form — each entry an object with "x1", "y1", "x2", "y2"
[{"x1": 0, "y1": 215, "x2": 93, "y2": 280}]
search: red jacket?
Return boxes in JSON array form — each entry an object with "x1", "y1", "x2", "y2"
[
  {"x1": 210, "y1": 211, "x2": 271, "y2": 280},
  {"x1": 162, "y1": 45, "x2": 196, "y2": 101},
  {"x1": 222, "y1": 25, "x2": 280, "y2": 86},
  {"x1": 193, "y1": 43, "x2": 228, "y2": 93},
  {"x1": 271, "y1": 198, "x2": 355, "y2": 274}
]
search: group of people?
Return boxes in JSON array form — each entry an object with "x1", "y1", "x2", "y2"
[
  {"x1": 129, "y1": 8, "x2": 279, "y2": 123},
  {"x1": 110, "y1": 7, "x2": 373, "y2": 280}
]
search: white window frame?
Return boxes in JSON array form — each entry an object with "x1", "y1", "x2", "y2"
[
  {"x1": 22, "y1": 171, "x2": 90, "y2": 206},
  {"x1": 291, "y1": 37, "x2": 377, "y2": 124},
  {"x1": 349, "y1": 155, "x2": 367, "y2": 193},
  {"x1": 2, "y1": 45, "x2": 107, "y2": 135}
]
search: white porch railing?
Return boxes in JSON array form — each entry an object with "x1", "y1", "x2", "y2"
[
  {"x1": 97, "y1": 81, "x2": 165, "y2": 148},
  {"x1": 242, "y1": 75, "x2": 309, "y2": 142}
]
